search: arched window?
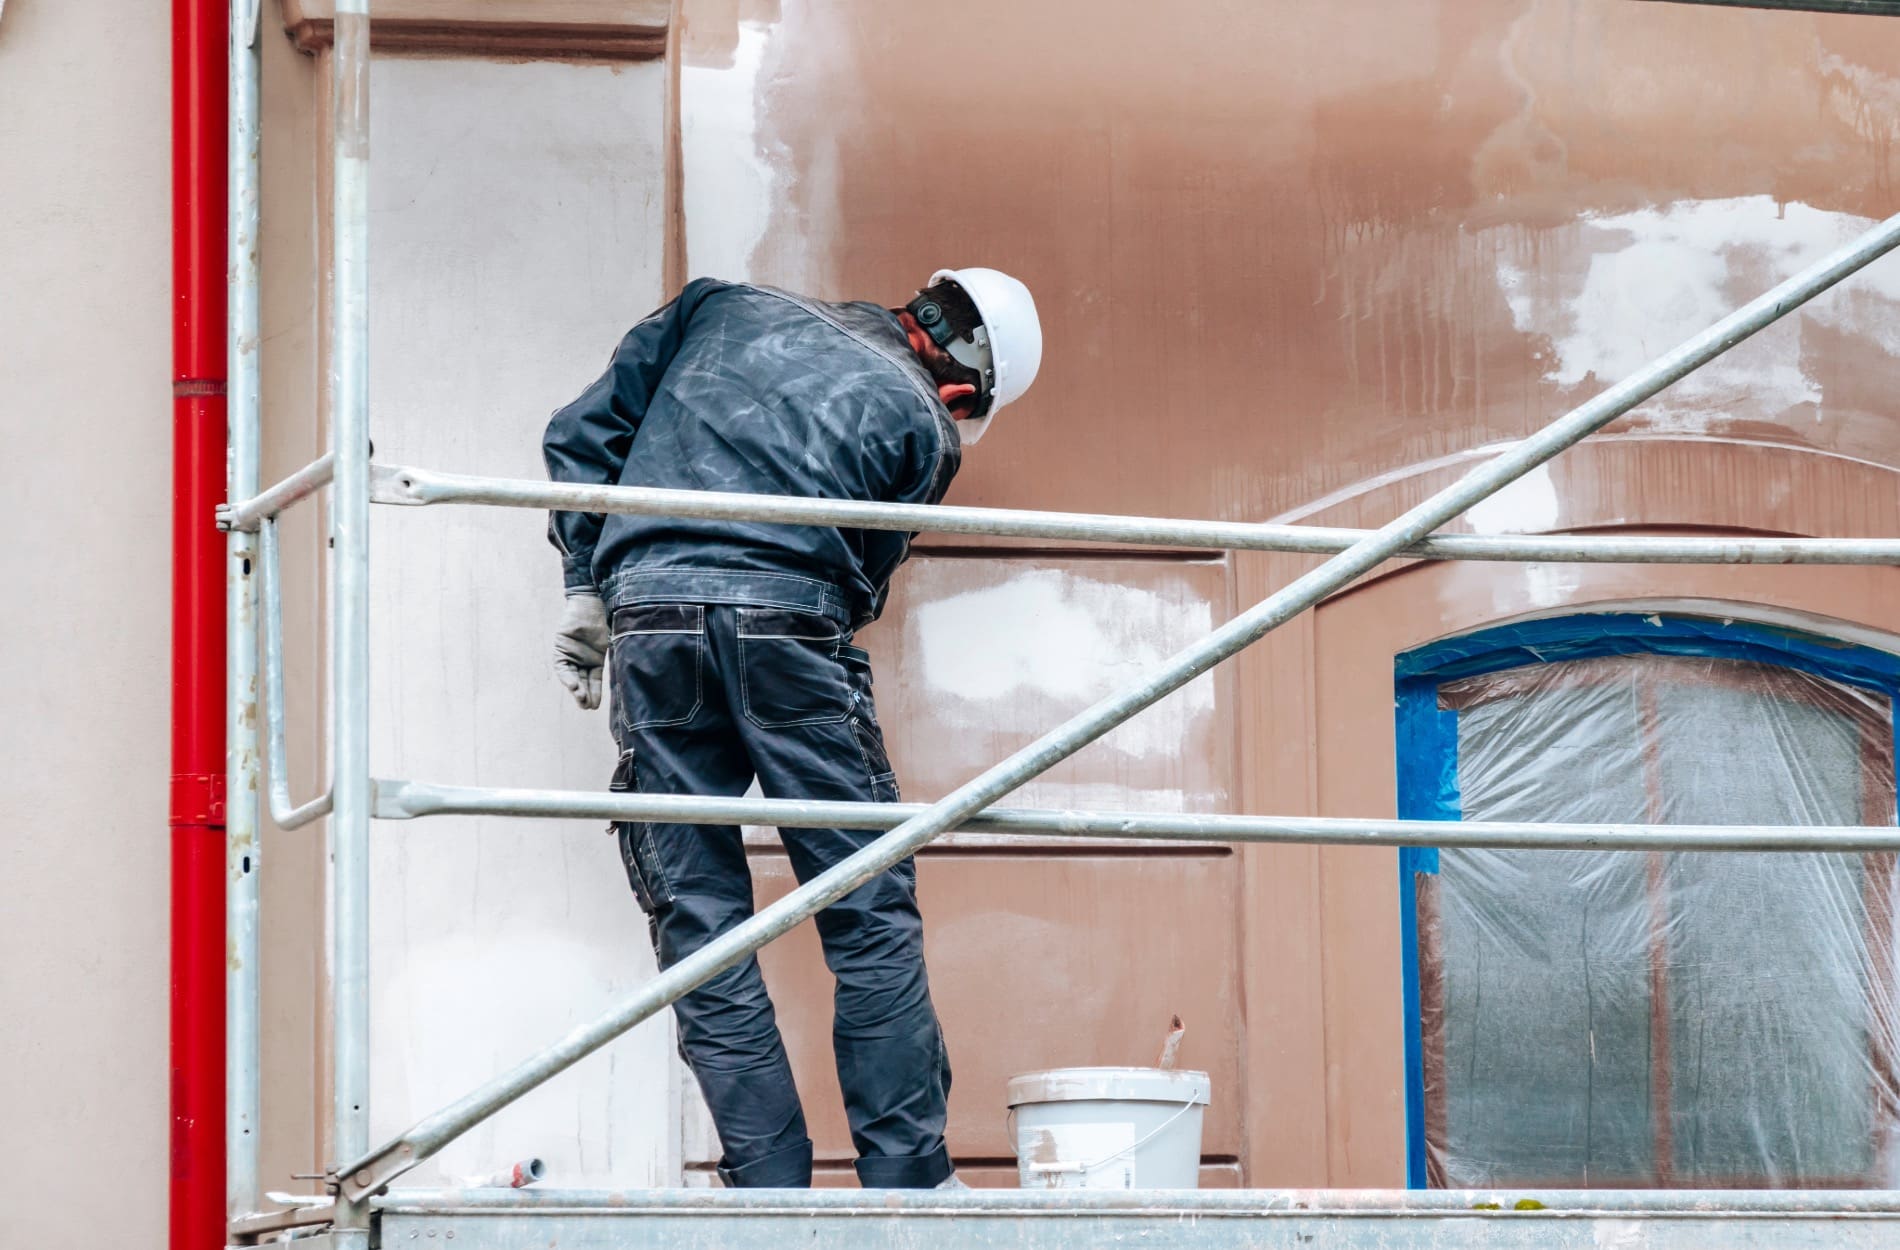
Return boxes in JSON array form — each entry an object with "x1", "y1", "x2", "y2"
[{"x1": 1396, "y1": 613, "x2": 1900, "y2": 1189}]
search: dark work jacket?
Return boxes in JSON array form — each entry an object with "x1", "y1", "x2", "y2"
[{"x1": 543, "y1": 280, "x2": 962, "y2": 629}]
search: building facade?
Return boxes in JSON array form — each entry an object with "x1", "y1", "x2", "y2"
[{"x1": 11, "y1": 2, "x2": 1900, "y2": 1242}]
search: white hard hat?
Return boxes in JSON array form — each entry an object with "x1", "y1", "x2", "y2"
[{"x1": 928, "y1": 267, "x2": 1042, "y2": 444}]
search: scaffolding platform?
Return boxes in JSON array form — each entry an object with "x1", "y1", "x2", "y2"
[{"x1": 230, "y1": 1187, "x2": 1900, "y2": 1249}]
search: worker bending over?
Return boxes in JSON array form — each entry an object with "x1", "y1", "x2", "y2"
[{"x1": 542, "y1": 270, "x2": 1042, "y2": 1189}]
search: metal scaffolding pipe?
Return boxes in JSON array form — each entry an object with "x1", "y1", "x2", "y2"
[
  {"x1": 373, "y1": 462, "x2": 1900, "y2": 566},
  {"x1": 260, "y1": 521, "x2": 333, "y2": 830},
  {"x1": 328, "y1": 0, "x2": 373, "y2": 1234},
  {"x1": 338, "y1": 207, "x2": 1900, "y2": 1201},
  {"x1": 219, "y1": 451, "x2": 335, "y2": 532},
  {"x1": 372, "y1": 779, "x2": 1900, "y2": 853},
  {"x1": 224, "y1": 0, "x2": 262, "y2": 1223}
]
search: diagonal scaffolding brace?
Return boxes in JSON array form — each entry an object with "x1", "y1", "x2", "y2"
[{"x1": 332, "y1": 207, "x2": 1900, "y2": 1201}]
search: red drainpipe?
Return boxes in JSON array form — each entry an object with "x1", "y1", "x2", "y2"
[{"x1": 170, "y1": 0, "x2": 227, "y2": 1242}]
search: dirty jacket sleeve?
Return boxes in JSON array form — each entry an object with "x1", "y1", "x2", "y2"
[{"x1": 541, "y1": 279, "x2": 721, "y2": 594}]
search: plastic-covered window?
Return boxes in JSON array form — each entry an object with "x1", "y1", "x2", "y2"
[{"x1": 1411, "y1": 651, "x2": 1899, "y2": 1188}]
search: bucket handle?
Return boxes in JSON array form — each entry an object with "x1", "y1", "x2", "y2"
[{"x1": 1008, "y1": 1093, "x2": 1203, "y2": 1178}]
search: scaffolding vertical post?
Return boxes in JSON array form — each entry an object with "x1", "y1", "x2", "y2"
[
  {"x1": 329, "y1": 0, "x2": 373, "y2": 1236},
  {"x1": 225, "y1": 0, "x2": 263, "y2": 1225}
]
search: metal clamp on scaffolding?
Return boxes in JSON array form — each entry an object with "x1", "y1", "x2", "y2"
[{"x1": 220, "y1": 0, "x2": 1900, "y2": 1239}]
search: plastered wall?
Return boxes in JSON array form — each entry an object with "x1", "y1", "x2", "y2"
[
  {"x1": 677, "y1": 0, "x2": 1900, "y2": 1186},
  {"x1": 360, "y1": 56, "x2": 677, "y2": 1187}
]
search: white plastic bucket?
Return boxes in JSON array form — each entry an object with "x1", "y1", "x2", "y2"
[{"x1": 1007, "y1": 1067, "x2": 1210, "y2": 1190}]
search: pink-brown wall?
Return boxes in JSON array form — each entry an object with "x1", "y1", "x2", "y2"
[{"x1": 682, "y1": 0, "x2": 1900, "y2": 1185}]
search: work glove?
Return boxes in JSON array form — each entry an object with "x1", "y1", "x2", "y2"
[{"x1": 553, "y1": 592, "x2": 610, "y2": 710}]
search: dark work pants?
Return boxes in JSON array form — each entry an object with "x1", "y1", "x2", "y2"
[{"x1": 606, "y1": 602, "x2": 953, "y2": 1189}]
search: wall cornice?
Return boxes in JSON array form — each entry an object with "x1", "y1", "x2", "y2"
[{"x1": 282, "y1": 0, "x2": 670, "y2": 61}]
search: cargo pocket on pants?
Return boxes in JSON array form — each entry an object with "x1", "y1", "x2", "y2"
[
  {"x1": 608, "y1": 749, "x2": 673, "y2": 913},
  {"x1": 611, "y1": 604, "x2": 705, "y2": 736},
  {"x1": 737, "y1": 608, "x2": 852, "y2": 728}
]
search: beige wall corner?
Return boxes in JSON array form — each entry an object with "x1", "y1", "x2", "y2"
[{"x1": 0, "y1": 0, "x2": 173, "y2": 1246}]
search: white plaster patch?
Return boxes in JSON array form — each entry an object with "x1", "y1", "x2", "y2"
[
  {"x1": 909, "y1": 569, "x2": 1218, "y2": 762},
  {"x1": 683, "y1": 22, "x2": 776, "y2": 282},
  {"x1": 1005, "y1": 779, "x2": 1192, "y2": 814},
  {"x1": 1463, "y1": 463, "x2": 1560, "y2": 536},
  {"x1": 1516, "y1": 565, "x2": 1583, "y2": 614},
  {"x1": 682, "y1": 20, "x2": 833, "y2": 291},
  {"x1": 376, "y1": 920, "x2": 658, "y2": 1187},
  {"x1": 1491, "y1": 196, "x2": 1900, "y2": 425}
]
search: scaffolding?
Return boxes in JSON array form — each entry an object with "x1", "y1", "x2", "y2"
[{"x1": 220, "y1": 2, "x2": 1900, "y2": 1245}]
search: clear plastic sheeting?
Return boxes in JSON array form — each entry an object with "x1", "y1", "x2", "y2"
[{"x1": 1416, "y1": 653, "x2": 1900, "y2": 1188}]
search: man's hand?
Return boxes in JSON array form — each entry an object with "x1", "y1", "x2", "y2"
[{"x1": 553, "y1": 592, "x2": 610, "y2": 710}]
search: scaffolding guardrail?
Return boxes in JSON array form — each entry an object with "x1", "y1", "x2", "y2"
[
  {"x1": 364, "y1": 779, "x2": 1900, "y2": 851},
  {"x1": 221, "y1": 0, "x2": 1900, "y2": 1237},
  {"x1": 373, "y1": 461, "x2": 1900, "y2": 565}
]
